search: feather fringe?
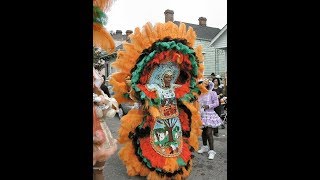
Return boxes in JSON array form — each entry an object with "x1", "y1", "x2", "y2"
[
  {"x1": 197, "y1": 64, "x2": 205, "y2": 80},
  {"x1": 142, "y1": 22, "x2": 159, "y2": 45},
  {"x1": 163, "y1": 157, "x2": 179, "y2": 173},
  {"x1": 179, "y1": 110, "x2": 190, "y2": 131},
  {"x1": 93, "y1": 23, "x2": 115, "y2": 53},
  {"x1": 113, "y1": 93, "x2": 133, "y2": 104},
  {"x1": 147, "y1": 171, "x2": 166, "y2": 180},
  {"x1": 109, "y1": 72, "x2": 132, "y2": 103},
  {"x1": 148, "y1": 106, "x2": 161, "y2": 119},
  {"x1": 185, "y1": 27, "x2": 196, "y2": 47},
  {"x1": 181, "y1": 101, "x2": 203, "y2": 151},
  {"x1": 137, "y1": 84, "x2": 157, "y2": 99},
  {"x1": 93, "y1": 0, "x2": 115, "y2": 12},
  {"x1": 195, "y1": 45, "x2": 204, "y2": 62},
  {"x1": 179, "y1": 142, "x2": 192, "y2": 163},
  {"x1": 178, "y1": 22, "x2": 187, "y2": 40},
  {"x1": 118, "y1": 109, "x2": 144, "y2": 144},
  {"x1": 118, "y1": 142, "x2": 143, "y2": 176},
  {"x1": 140, "y1": 137, "x2": 166, "y2": 169},
  {"x1": 181, "y1": 160, "x2": 192, "y2": 178},
  {"x1": 174, "y1": 82, "x2": 190, "y2": 99}
]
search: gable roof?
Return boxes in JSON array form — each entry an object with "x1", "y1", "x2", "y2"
[
  {"x1": 173, "y1": 21, "x2": 220, "y2": 40},
  {"x1": 209, "y1": 24, "x2": 227, "y2": 47},
  {"x1": 113, "y1": 22, "x2": 221, "y2": 51}
]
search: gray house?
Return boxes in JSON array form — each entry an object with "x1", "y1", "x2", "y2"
[
  {"x1": 209, "y1": 24, "x2": 227, "y2": 78},
  {"x1": 104, "y1": 30, "x2": 132, "y2": 78},
  {"x1": 105, "y1": 10, "x2": 226, "y2": 78},
  {"x1": 164, "y1": 9, "x2": 225, "y2": 77}
]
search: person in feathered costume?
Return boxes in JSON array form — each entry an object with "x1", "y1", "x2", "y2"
[
  {"x1": 93, "y1": 1, "x2": 118, "y2": 180},
  {"x1": 110, "y1": 21, "x2": 208, "y2": 179}
]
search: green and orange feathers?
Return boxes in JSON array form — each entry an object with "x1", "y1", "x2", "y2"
[
  {"x1": 110, "y1": 21, "x2": 208, "y2": 179},
  {"x1": 93, "y1": 0, "x2": 116, "y2": 54}
]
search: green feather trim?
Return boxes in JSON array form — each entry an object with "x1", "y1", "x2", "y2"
[
  {"x1": 131, "y1": 53, "x2": 157, "y2": 84},
  {"x1": 179, "y1": 93, "x2": 196, "y2": 102},
  {"x1": 138, "y1": 117, "x2": 146, "y2": 129},
  {"x1": 123, "y1": 93, "x2": 130, "y2": 99},
  {"x1": 147, "y1": 98, "x2": 161, "y2": 106},
  {"x1": 191, "y1": 87, "x2": 200, "y2": 94},
  {"x1": 129, "y1": 41, "x2": 201, "y2": 103},
  {"x1": 190, "y1": 78, "x2": 197, "y2": 88},
  {"x1": 177, "y1": 157, "x2": 187, "y2": 166},
  {"x1": 131, "y1": 41, "x2": 198, "y2": 85},
  {"x1": 137, "y1": 146, "x2": 153, "y2": 168},
  {"x1": 93, "y1": 6, "x2": 108, "y2": 26},
  {"x1": 189, "y1": 54, "x2": 198, "y2": 76}
]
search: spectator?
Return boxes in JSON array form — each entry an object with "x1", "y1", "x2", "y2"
[
  {"x1": 212, "y1": 78, "x2": 224, "y2": 135},
  {"x1": 100, "y1": 75, "x2": 111, "y2": 97},
  {"x1": 209, "y1": 72, "x2": 216, "y2": 81},
  {"x1": 93, "y1": 68, "x2": 119, "y2": 180},
  {"x1": 197, "y1": 79, "x2": 223, "y2": 160}
]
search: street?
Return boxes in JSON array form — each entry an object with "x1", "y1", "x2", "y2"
[{"x1": 103, "y1": 114, "x2": 227, "y2": 180}]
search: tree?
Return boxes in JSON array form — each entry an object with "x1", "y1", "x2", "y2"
[{"x1": 158, "y1": 118, "x2": 178, "y2": 142}]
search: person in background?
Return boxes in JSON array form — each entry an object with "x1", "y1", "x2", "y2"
[
  {"x1": 212, "y1": 77, "x2": 224, "y2": 136},
  {"x1": 100, "y1": 75, "x2": 124, "y2": 118},
  {"x1": 209, "y1": 72, "x2": 216, "y2": 81},
  {"x1": 100, "y1": 75, "x2": 111, "y2": 97},
  {"x1": 197, "y1": 79, "x2": 223, "y2": 159},
  {"x1": 93, "y1": 69, "x2": 119, "y2": 180},
  {"x1": 223, "y1": 72, "x2": 227, "y2": 97},
  {"x1": 215, "y1": 75, "x2": 224, "y2": 89}
]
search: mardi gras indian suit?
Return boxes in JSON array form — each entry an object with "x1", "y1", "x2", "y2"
[{"x1": 110, "y1": 21, "x2": 208, "y2": 179}]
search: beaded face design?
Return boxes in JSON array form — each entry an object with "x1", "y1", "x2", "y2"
[{"x1": 148, "y1": 61, "x2": 179, "y2": 88}]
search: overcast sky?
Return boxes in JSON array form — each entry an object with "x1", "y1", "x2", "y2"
[{"x1": 106, "y1": 0, "x2": 227, "y2": 33}]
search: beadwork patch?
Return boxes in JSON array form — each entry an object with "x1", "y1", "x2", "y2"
[{"x1": 150, "y1": 117, "x2": 183, "y2": 157}]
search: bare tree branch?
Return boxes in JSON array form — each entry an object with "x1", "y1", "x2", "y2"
[
  {"x1": 171, "y1": 118, "x2": 178, "y2": 127},
  {"x1": 163, "y1": 119, "x2": 170, "y2": 127}
]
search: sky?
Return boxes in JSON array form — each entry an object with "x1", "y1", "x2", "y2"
[{"x1": 105, "y1": 0, "x2": 227, "y2": 33}]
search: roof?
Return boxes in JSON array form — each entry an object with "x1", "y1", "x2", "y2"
[
  {"x1": 209, "y1": 24, "x2": 227, "y2": 47},
  {"x1": 113, "y1": 22, "x2": 221, "y2": 51},
  {"x1": 173, "y1": 21, "x2": 221, "y2": 40}
]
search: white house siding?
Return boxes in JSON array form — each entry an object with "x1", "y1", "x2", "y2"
[
  {"x1": 212, "y1": 31, "x2": 227, "y2": 49},
  {"x1": 224, "y1": 49, "x2": 227, "y2": 75},
  {"x1": 214, "y1": 49, "x2": 227, "y2": 77},
  {"x1": 210, "y1": 30, "x2": 227, "y2": 78},
  {"x1": 194, "y1": 39, "x2": 226, "y2": 77},
  {"x1": 194, "y1": 39, "x2": 212, "y2": 76}
]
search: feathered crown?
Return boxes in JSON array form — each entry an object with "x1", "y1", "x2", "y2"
[{"x1": 110, "y1": 21, "x2": 207, "y2": 104}]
